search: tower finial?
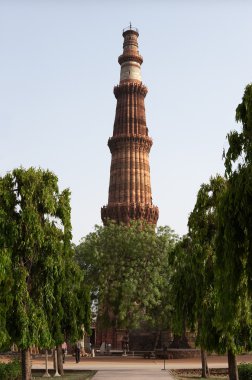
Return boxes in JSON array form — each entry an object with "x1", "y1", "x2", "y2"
[{"x1": 129, "y1": 21, "x2": 132, "y2": 29}]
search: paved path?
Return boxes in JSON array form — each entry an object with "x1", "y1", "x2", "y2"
[
  {"x1": 91, "y1": 368, "x2": 174, "y2": 379},
  {"x1": 31, "y1": 354, "x2": 252, "y2": 379}
]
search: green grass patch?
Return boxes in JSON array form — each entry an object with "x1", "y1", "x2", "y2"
[
  {"x1": 177, "y1": 377, "x2": 226, "y2": 380},
  {"x1": 172, "y1": 369, "x2": 228, "y2": 380}
]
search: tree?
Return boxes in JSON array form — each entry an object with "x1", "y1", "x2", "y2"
[
  {"x1": 144, "y1": 226, "x2": 179, "y2": 349},
  {"x1": 0, "y1": 230, "x2": 13, "y2": 350},
  {"x1": 169, "y1": 235, "x2": 197, "y2": 350},
  {"x1": 0, "y1": 167, "x2": 90, "y2": 380},
  {"x1": 75, "y1": 222, "x2": 177, "y2": 337},
  {"x1": 187, "y1": 175, "x2": 226, "y2": 377},
  {"x1": 215, "y1": 84, "x2": 252, "y2": 380},
  {"x1": 53, "y1": 249, "x2": 91, "y2": 376}
]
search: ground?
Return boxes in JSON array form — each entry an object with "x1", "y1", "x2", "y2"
[
  {"x1": 32, "y1": 370, "x2": 96, "y2": 379},
  {"x1": 1, "y1": 352, "x2": 252, "y2": 379},
  {"x1": 172, "y1": 368, "x2": 228, "y2": 380}
]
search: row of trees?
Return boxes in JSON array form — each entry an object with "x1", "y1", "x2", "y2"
[
  {"x1": 199, "y1": 84, "x2": 252, "y2": 380},
  {"x1": 0, "y1": 168, "x2": 91, "y2": 380},
  {"x1": 163, "y1": 84, "x2": 252, "y2": 380},
  {"x1": 75, "y1": 84, "x2": 252, "y2": 380}
]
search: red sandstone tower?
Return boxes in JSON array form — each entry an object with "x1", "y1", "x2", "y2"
[{"x1": 101, "y1": 25, "x2": 159, "y2": 225}]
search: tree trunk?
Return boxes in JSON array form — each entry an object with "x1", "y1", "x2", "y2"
[
  {"x1": 43, "y1": 350, "x2": 50, "y2": 377},
  {"x1": 228, "y1": 349, "x2": 239, "y2": 380},
  {"x1": 53, "y1": 348, "x2": 56, "y2": 370},
  {"x1": 153, "y1": 330, "x2": 161, "y2": 350},
  {"x1": 21, "y1": 348, "x2": 31, "y2": 380},
  {"x1": 170, "y1": 334, "x2": 190, "y2": 348},
  {"x1": 200, "y1": 347, "x2": 210, "y2": 378},
  {"x1": 57, "y1": 344, "x2": 64, "y2": 375}
]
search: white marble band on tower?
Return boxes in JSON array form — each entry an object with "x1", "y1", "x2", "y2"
[{"x1": 120, "y1": 61, "x2": 142, "y2": 82}]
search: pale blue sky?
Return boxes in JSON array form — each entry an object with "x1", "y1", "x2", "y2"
[{"x1": 1, "y1": 0, "x2": 251, "y2": 243}]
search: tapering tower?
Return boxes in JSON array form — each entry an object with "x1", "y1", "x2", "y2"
[{"x1": 101, "y1": 26, "x2": 159, "y2": 225}]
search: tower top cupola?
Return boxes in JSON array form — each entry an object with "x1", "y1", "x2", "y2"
[{"x1": 118, "y1": 24, "x2": 143, "y2": 84}]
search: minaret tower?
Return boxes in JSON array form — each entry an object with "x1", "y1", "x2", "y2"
[{"x1": 101, "y1": 25, "x2": 159, "y2": 225}]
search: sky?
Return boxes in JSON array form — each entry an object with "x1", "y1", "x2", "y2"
[{"x1": 1, "y1": 0, "x2": 252, "y2": 244}]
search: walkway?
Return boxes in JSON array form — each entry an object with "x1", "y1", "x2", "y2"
[
  {"x1": 92, "y1": 368, "x2": 174, "y2": 379},
  {"x1": 31, "y1": 354, "x2": 252, "y2": 379}
]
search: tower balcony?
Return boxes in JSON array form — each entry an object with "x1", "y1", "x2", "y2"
[
  {"x1": 101, "y1": 203, "x2": 159, "y2": 226},
  {"x1": 122, "y1": 26, "x2": 139, "y2": 36}
]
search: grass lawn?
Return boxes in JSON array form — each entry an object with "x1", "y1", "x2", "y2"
[
  {"x1": 32, "y1": 370, "x2": 96, "y2": 379},
  {"x1": 176, "y1": 376, "x2": 227, "y2": 380},
  {"x1": 172, "y1": 369, "x2": 228, "y2": 380}
]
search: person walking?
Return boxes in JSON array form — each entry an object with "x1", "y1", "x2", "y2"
[
  {"x1": 75, "y1": 342, "x2": 81, "y2": 363},
  {"x1": 62, "y1": 342, "x2": 67, "y2": 363}
]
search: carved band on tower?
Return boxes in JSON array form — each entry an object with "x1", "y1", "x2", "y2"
[{"x1": 101, "y1": 26, "x2": 159, "y2": 225}]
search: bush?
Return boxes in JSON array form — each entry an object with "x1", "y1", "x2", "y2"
[
  {"x1": 0, "y1": 359, "x2": 21, "y2": 380},
  {"x1": 238, "y1": 363, "x2": 252, "y2": 380}
]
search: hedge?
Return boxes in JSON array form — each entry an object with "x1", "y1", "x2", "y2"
[
  {"x1": 0, "y1": 359, "x2": 21, "y2": 380},
  {"x1": 238, "y1": 363, "x2": 252, "y2": 380}
]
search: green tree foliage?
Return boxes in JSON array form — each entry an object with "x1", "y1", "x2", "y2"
[
  {"x1": 75, "y1": 221, "x2": 178, "y2": 331},
  {"x1": 187, "y1": 175, "x2": 226, "y2": 377},
  {"x1": 62, "y1": 252, "x2": 91, "y2": 342},
  {"x1": 145, "y1": 226, "x2": 179, "y2": 332},
  {"x1": 0, "y1": 359, "x2": 21, "y2": 380},
  {"x1": 0, "y1": 167, "x2": 90, "y2": 380},
  {"x1": 225, "y1": 84, "x2": 252, "y2": 176},
  {"x1": 0, "y1": 235, "x2": 13, "y2": 348},
  {"x1": 169, "y1": 236, "x2": 197, "y2": 344},
  {"x1": 215, "y1": 84, "x2": 252, "y2": 380}
]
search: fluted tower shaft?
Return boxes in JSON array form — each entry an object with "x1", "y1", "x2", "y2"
[{"x1": 101, "y1": 27, "x2": 159, "y2": 225}]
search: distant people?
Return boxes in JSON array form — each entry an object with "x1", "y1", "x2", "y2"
[
  {"x1": 80, "y1": 340, "x2": 85, "y2": 357},
  {"x1": 75, "y1": 342, "x2": 81, "y2": 363},
  {"x1": 122, "y1": 335, "x2": 129, "y2": 351},
  {"x1": 90, "y1": 343, "x2": 95, "y2": 357},
  {"x1": 62, "y1": 342, "x2": 67, "y2": 363},
  {"x1": 162, "y1": 344, "x2": 168, "y2": 356},
  {"x1": 100, "y1": 342, "x2": 106, "y2": 355}
]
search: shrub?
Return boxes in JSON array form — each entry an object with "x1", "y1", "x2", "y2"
[
  {"x1": 0, "y1": 359, "x2": 21, "y2": 380},
  {"x1": 238, "y1": 363, "x2": 252, "y2": 380}
]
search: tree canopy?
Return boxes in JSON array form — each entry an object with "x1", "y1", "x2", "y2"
[
  {"x1": 75, "y1": 221, "x2": 178, "y2": 330},
  {"x1": 214, "y1": 84, "x2": 252, "y2": 380},
  {"x1": 0, "y1": 167, "x2": 90, "y2": 380},
  {"x1": 188, "y1": 175, "x2": 226, "y2": 351},
  {"x1": 215, "y1": 85, "x2": 252, "y2": 339}
]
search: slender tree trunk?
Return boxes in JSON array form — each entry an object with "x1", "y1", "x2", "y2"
[
  {"x1": 170, "y1": 318, "x2": 190, "y2": 348},
  {"x1": 53, "y1": 348, "x2": 56, "y2": 370},
  {"x1": 170, "y1": 334, "x2": 190, "y2": 348},
  {"x1": 21, "y1": 348, "x2": 31, "y2": 380},
  {"x1": 153, "y1": 330, "x2": 161, "y2": 350},
  {"x1": 228, "y1": 349, "x2": 239, "y2": 380},
  {"x1": 182, "y1": 318, "x2": 187, "y2": 342},
  {"x1": 57, "y1": 344, "x2": 64, "y2": 375},
  {"x1": 200, "y1": 347, "x2": 210, "y2": 378},
  {"x1": 43, "y1": 350, "x2": 50, "y2": 377}
]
